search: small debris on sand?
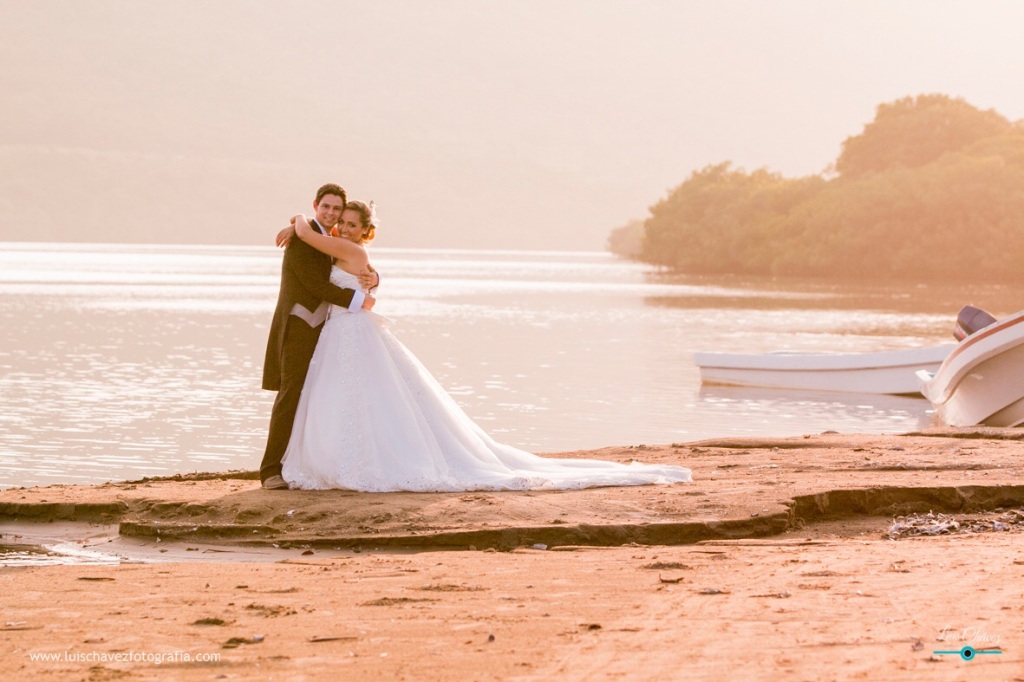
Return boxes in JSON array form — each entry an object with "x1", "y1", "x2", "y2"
[{"x1": 886, "y1": 508, "x2": 1024, "y2": 539}]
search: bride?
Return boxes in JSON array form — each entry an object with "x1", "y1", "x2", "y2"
[{"x1": 280, "y1": 202, "x2": 692, "y2": 492}]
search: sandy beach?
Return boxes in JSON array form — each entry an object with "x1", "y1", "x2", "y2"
[{"x1": 2, "y1": 428, "x2": 1023, "y2": 680}]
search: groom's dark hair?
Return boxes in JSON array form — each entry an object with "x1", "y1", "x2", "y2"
[{"x1": 315, "y1": 183, "x2": 347, "y2": 206}]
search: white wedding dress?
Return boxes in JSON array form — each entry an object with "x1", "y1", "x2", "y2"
[{"x1": 281, "y1": 267, "x2": 692, "y2": 492}]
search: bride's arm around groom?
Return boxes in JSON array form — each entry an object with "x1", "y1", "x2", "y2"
[{"x1": 291, "y1": 213, "x2": 373, "y2": 277}]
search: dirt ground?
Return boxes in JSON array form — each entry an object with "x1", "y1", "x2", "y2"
[{"x1": 2, "y1": 428, "x2": 1023, "y2": 680}]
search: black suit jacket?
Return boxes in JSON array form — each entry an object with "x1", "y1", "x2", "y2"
[{"x1": 262, "y1": 224, "x2": 356, "y2": 391}]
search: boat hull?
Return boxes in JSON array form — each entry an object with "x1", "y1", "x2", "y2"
[
  {"x1": 693, "y1": 346, "x2": 954, "y2": 395},
  {"x1": 917, "y1": 311, "x2": 1024, "y2": 426}
]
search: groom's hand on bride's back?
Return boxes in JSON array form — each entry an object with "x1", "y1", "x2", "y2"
[
  {"x1": 362, "y1": 294, "x2": 375, "y2": 311},
  {"x1": 357, "y1": 264, "x2": 379, "y2": 290}
]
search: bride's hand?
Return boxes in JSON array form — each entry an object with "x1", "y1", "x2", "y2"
[{"x1": 275, "y1": 223, "x2": 296, "y2": 248}]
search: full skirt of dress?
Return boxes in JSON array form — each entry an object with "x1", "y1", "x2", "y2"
[{"x1": 281, "y1": 272, "x2": 692, "y2": 492}]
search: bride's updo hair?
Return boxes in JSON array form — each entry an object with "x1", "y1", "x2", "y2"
[{"x1": 345, "y1": 200, "x2": 379, "y2": 244}]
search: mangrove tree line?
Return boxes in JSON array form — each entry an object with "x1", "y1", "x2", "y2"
[{"x1": 618, "y1": 94, "x2": 1024, "y2": 282}]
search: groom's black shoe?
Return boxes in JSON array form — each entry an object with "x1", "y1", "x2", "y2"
[{"x1": 261, "y1": 475, "x2": 290, "y2": 490}]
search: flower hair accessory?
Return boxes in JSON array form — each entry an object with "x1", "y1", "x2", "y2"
[{"x1": 368, "y1": 200, "x2": 380, "y2": 229}]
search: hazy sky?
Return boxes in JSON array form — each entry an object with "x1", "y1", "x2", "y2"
[{"x1": 3, "y1": 1, "x2": 1024, "y2": 249}]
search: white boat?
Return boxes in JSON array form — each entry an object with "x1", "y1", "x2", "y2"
[
  {"x1": 917, "y1": 309, "x2": 1024, "y2": 427},
  {"x1": 694, "y1": 345, "x2": 955, "y2": 395}
]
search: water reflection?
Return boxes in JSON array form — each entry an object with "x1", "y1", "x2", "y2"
[
  {"x1": 648, "y1": 273, "x2": 1020, "y2": 317},
  {"x1": 695, "y1": 386, "x2": 938, "y2": 437},
  {"x1": 0, "y1": 543, "x2": 121, "y2": 567}
]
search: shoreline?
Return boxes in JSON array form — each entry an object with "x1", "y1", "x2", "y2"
[
  {"x1": 4, "y1": 428, "x2": 1024, "y2": 553},
  {"x1": 3, "y1": 428, "x2": 1023, "y2": 679}
]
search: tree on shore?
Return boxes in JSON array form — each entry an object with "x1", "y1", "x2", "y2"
[
  {"x1": 835, "y1": 94, "x2": 1011, "y2": 178},
  {"x1": 607, "y1": 219, "x2": 645, "y2": 258}
]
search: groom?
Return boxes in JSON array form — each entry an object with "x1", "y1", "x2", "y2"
[{"x1": 259, "y1": 183, "x2": 377, "y2": 490}]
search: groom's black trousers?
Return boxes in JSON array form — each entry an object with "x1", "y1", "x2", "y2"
[{"x1": 260, "y1": 319, "x2": 323, "y2": 480}]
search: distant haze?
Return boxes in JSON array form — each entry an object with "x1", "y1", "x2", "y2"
[{"x1": 2, "y1": 1, "x2": 1024, "y2": 250}]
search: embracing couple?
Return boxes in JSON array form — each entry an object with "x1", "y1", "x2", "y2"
[{"x1": 259, "y1": 183, "x2": 692, "y2": 492}]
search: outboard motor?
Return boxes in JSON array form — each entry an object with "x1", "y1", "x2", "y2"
[{"x1": 954, "y1": 305, "x2": 998, "y2": 341}]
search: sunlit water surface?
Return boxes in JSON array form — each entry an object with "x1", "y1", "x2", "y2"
[{"x1": 0, "y1": 242, "x2": 1018, "y2": 488}]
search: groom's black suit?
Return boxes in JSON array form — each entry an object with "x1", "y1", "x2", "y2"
[{"x1": 260, "y1": 220, "x2": 358, "y2": 481}]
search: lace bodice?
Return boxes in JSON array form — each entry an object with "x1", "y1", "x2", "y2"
[
  {"x1": 330, "y1": 265, "x2": 363, "y2": 291},
  {"x1": 328, "y1": 266, "x2": 366, "y2": 314}
]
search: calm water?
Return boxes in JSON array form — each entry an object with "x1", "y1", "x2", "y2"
[{"x1": 0, "y1": 242, "x2": 1018, "y2": 489}]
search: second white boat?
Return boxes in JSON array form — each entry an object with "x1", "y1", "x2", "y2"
[{"x1": 694, "y1": 345, "x2": 955, "y2": 395}]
